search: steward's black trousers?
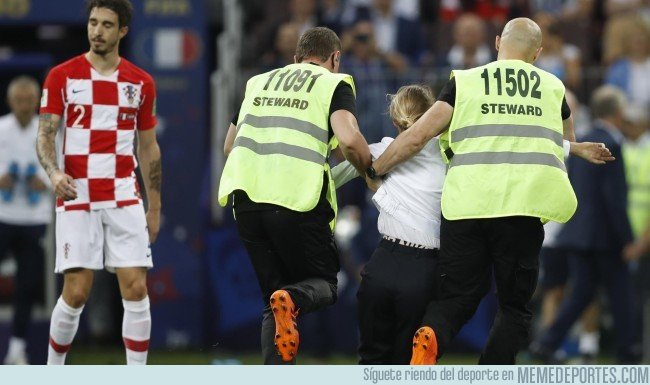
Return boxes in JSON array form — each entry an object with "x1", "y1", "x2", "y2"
[
  {"x1": 233, "y1": 191, "x2": 340, "y2": 365},
  {"x1": 422, "y1": 216, "x2": 544, "y2": 364},
  {"x1": 357, "y1": 238, "x2": 438, "y2": 364}
]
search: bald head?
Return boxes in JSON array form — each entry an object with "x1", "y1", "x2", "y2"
[{"x1": 497, "y1": 18, "x2": 543, "y2": 62}]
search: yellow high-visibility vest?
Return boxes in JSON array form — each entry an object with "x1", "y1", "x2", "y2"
[
  {"x1": 624, "y1": 139, "x2": 650, "y2": 236},
  {"x1": 440, "y1": 60, "x2": 577, "y2": 223},
  {"x1": 219, "y1": 63, "x2": 356, "y2": 229}
]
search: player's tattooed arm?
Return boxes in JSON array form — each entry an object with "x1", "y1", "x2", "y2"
[
  {"x1": 36, "y1": 113, "x2": 77, "y2": 200},
  {"x1": 36, "y1": 113, "x2": 60, "y2": 177},
  {"x1": 137, "y1": 129, "x2": 162, "y2": 208},
  {"x1": 149, "y1": 158, "x2": 162, "y2": 193},
  {"x1": 138, "y1": 129, "x2": 162, "y2": 243}
]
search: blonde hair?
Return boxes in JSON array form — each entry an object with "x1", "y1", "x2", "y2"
[{"x1": 388, "y1": 85, "x2": 435, "y2": 131}]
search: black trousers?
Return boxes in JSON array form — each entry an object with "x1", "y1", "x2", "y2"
[
  {"x1": 422, "y1": 216, "x2": 544, "y2": 364},
  {"x1": 234, "y1": 207, "x2": 340, "y2": 365},
  {"x1": 0, "y1": 222, "x2": 46, "y2": 339},
  {"x1": 357, "y1": 238, "x2": 438, "y2": 364}
]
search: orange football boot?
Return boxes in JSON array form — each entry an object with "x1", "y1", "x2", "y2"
[
  {"x1": 410, "y1": 326, "x2": 438, "y2": 365},
  {"x1": 270, "y1": 290, "x2": 299, "y2": 361}
]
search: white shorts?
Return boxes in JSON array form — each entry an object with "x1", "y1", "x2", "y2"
[{"x1": 55, "y1": 204, "x2": 153, "y2": 273}]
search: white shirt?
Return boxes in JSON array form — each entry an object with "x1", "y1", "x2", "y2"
[
  {"x1": 332, "y1": 137, "x2": 446, "y2": 249},
  {"x1": 333, "y1": 138, "x2": 573, "y2": 249},
  {"x1": 0, "y1": 114, "x2": 53, "y2": 225}
]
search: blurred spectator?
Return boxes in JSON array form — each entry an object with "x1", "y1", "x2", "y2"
[
  {"x1": 351, "y1": 0, "x2": 424, "y2": 64},
  {"x1": 246, "y1": 0, "x2": 318, "y2": 67},
  {"x1": 565, "y1": 88, "x2": 590, "y2": 136},
  {"x1": 534, "y1": 13, "x2": 582, "y2": 91},
  {"x1": 604, "y1": 17, "x2": 650, "y2": 108},
  {"x1": 532, "y1": 86, "x2": 640, "y2": 364},
  {"x1": 437, "y1": 0, "x2": 511, "y2": 24},
  {"x1": 422, "y1": 0, "x2": 516, "y2": 68},
  {"x1": 620, "y1": 105, "x2": 650, "y2": 358},
  {"x1": 340, "y1": 20, "x2": 394, "y2": 143},
  {"x1": 262, "y1": 22, "x2": 301, "y2": 70},
  {"x1": 605, "y1": 0, "x2": 645, "y2": 16},
  {"x1": 531, "y1": 0, "x2": 595, "y2": 25},
  {"x1": 321, "y1": 0, "x2": 344, "y2": 34},
  {"x1": 446, "y1": 13, "x2": 493, "y2": 69},
  {"x1": 622, "y1": 105, "x2": 650, "y2": 239},
  {"x1": 288, "y1": 0, "x2": 319, "y2": 36},
  {"x1": 530, "y1": 0, "x2": 583, "y2": 16},
  {"x1": 0, "y1": 76, "x2": 52, "y2": 365},
  {"x1": 603, "y1": 11, "x2": 649, "y2": 64},
  {"x1": 338, "y1": 20, "x2": 393, "y2": 275}
]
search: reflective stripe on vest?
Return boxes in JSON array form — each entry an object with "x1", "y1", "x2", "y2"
[
  {"x1": 233, "y1": 136, "x2": 326, "y2": 165},
  {"x1": 236, "y1": 114, "x2": 329, "y2": 144},
  {"x1": 449, "y1": 151, "x2": 566, "y2": 171},
  {"x1": 451, "y1": 124, "x2": 564, "y2": 146}
]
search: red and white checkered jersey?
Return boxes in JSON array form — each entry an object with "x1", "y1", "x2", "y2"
[{"x1": 40, "y1": 54, "x2": 157, "y2": 212}]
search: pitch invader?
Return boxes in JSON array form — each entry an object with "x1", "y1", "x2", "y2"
[{"x1": 37, "y1": 0, "x2": 162, "y2": 365}]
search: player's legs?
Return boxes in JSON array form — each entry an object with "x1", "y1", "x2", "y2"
[
  {"x1": 116, "y1": 267, "x2": 150, "y2": 365},
  {"x1": 538, "y1": 247, "x2": 569, "y2": 328},
  {"x1": 49, "y1": 209, "x2": 103, "y2": 365},
  {"x1": 48, "y1": 268, "x2": 94, "y2": 365},
  {"x1": 535, "y1": 252, "x2": 599, "y2": 359},
  {"x1": 578, "y1": 301, "x2": 600, "y2": 363},
  {"x1": 115, "y1": 267, "x2": 148, "y2": 301},
  {"x1": 102, "y1": 205, "x2": 152, "y2": 365},
  {"x1": 597, "y1": 251, "x2": 638, "y2": 363}
]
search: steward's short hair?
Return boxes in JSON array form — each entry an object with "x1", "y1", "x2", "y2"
[{"x1": 295, "y1": 27, "x2": 341, "y2": 62}]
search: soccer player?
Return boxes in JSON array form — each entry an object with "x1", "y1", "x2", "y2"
[{"x1": 36, "y1": 0, "x2": 162, "y2": 365}]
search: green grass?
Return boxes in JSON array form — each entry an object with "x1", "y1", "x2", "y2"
[
  {"x1": 66, "y1": 348, "x2": 482, "y2": 365},
  {"x1": 66, "y1": 348, "x2": 618, "y2": 365}
]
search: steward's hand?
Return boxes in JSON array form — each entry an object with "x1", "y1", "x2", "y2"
[{"x1": 573, "y1": 142, "x2": 615, "y2": 164}]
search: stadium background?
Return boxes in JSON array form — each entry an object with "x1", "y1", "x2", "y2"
[{"x1": 0, "y1": 0, "x2": 647, "y2": 364}]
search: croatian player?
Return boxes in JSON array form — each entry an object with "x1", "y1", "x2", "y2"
[{"x1": 36, "y1": 0, "x2": 162, "y2": 365}]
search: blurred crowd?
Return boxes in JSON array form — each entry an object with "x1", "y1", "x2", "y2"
[{"x1": 238, "y1": 0, "x2": 650, "y2": 140}]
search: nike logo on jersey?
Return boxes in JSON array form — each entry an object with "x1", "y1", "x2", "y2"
[{"x1": 72, "y1": 89, "x2": 84, "y2": 94}]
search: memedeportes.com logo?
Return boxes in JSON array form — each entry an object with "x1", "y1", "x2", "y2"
[{"x1": 362, "y1": 366, "x2": 650, "y2": 385}]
